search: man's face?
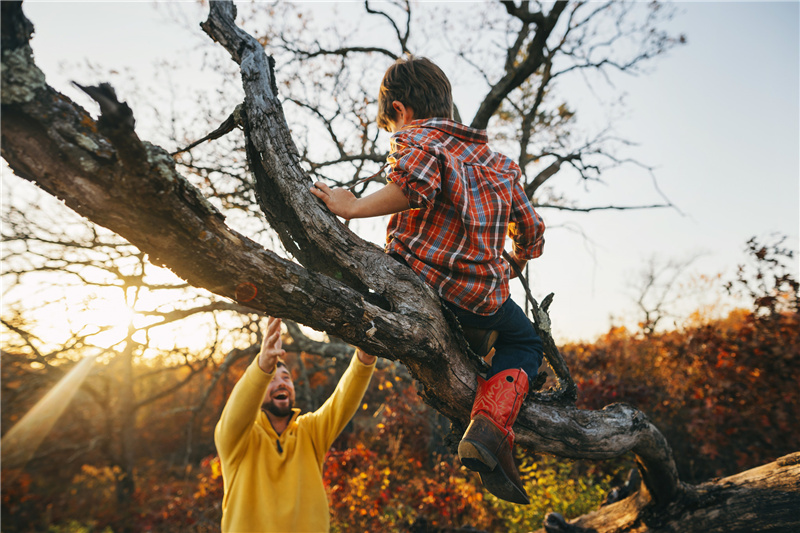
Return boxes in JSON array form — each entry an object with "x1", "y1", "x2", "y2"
[{"x1": 262, "y1": 366, "x2": 295, "y2": 418}]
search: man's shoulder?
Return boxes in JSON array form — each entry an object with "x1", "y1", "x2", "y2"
[{"x1": 287, "y1": 410, "x2": 318, "y2": 437}]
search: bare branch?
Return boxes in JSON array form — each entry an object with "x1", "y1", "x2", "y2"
[
  {"x1": 536, "y1": 203, "x2": 673, "y2": 213},
  {"x1": 471, "y1": 1, "x2": 568, "y2": 129},
  {"x1": 365, "y1": 0, "x2": 411, "y2": 54}
]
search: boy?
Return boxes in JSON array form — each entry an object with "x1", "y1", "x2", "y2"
[{"x1": 310, "y1": 56, "x2": 545, "y2": 505}]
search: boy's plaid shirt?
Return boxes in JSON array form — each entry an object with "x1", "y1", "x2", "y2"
[{"x1": 386, "y1": 118, "x2": 545, "y2": 316}]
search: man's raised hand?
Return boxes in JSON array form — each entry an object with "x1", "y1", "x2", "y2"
[
  {"x1": 258, "y1": 316, "x2": 286, "y2": 374},
  {"x1": 355, "y1": 348, "x2": 377, "y2": 366}
]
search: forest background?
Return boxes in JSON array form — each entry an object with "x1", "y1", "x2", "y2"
[{"x1": 2, "y1": 1, "x2": 798, "y2": 532}]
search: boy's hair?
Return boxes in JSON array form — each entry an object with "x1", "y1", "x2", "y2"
[{"x1": 377, "y1": 56, "x2": 453, "y2": 131}]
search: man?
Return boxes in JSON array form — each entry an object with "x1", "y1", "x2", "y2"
[{"x1": 215, "y1": 316, "x2": 376, "y2": 532}]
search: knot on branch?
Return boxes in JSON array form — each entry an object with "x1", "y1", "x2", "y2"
[
  {"x1": 544, "y1": 512, "x2": 591, "y2": 533},
  {"x1": 542, "y1": 292, "x2": 555, "y2": 312},
  {"x1": 74, "y1": 82, "x2": 147, "y2": 172},
  {"x1": 603, "y1": 467, "x2": 642, "y2": 506},
  {"x1": 74, "y1": 83, "x2": 134, "y2": 130}
]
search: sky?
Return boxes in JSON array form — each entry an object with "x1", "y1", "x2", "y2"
[{"x1": 8, "y1": 1, "x2": 800, "y2": 343}]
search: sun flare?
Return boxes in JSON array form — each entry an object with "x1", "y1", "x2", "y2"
[{"x1": 82, "y1": 296, "x2": 137, "y2": 349}]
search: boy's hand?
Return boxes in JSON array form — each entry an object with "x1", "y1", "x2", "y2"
[
  {"x1": 507, "y1": 251, "x2": 528, "y2": 279},
  {"x1": 311, "y1": 181, "x2": 410, "y2": 220},
  {"x1": 311, "y1": 182, "x2": 357, "y2": 220}
]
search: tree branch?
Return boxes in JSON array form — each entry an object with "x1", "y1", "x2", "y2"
[
  {"x1": 1, "y1": 0, "x2": 685, "y2": 507},
  {"x1": 539, "y1": 453, "x2": 800, "y2": 533},
  {"x1": 536, "y1": 203, "x2": 673, "y2": 213},
  {"x1": 471, "y1": 1, "x2": 567, "y2": 129}
]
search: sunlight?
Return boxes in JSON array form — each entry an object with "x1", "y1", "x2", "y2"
[
  {"x1": 80, "y1": 294, "x2": 137, "y2": 350},
  {"x1": 4, "y1": 271, "x2": 228, "y2": 360},
  {"x1": 95, "y1": 297, "x2": 136, "y2": 328},
  {"x1": 2, "y1": 352, "x2": 98, "y2": 482}
]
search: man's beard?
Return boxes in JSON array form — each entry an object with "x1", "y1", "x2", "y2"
[{"x1": 264, "y1": 398, "x2": 294, "y2": 418}]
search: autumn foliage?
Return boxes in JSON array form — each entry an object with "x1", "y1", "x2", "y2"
[
  {"x1": 564, "y1": 236, "x2": 799, "y2": 483},
  {"x1": 565, "y1": 306, "x2": 799, "y2": 483},
  {"x1": 2, "y1": 237, "x2": 798, "y2": 531}
]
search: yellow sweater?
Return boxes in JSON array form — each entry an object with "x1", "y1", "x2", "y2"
[{"x1": 215, "y1": 354, "x2": 375, "y2": 532}]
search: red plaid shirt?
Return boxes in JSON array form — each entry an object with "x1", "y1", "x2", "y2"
[{"x1": 386, "y1": 118, "x2": 545, "y2": 316}]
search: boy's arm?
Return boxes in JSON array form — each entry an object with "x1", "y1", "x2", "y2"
[
  {"x1": 506, "y1": 249, "x2": 528, "y2": 279},
  {"x1": 508, "y1": 179, "x2": 545, "y2": 266},
  {"x1": 311, "y1": 139, "x2": 441, "y2": 219},
  {"x1": 310, "y1": 181, "x2": 410, "y2": 220}
]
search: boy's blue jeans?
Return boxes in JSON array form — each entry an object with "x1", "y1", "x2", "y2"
[
  {"x1": 389, "y1": 253, "x2": 543, "y2": 379},
  {"x1": 445, "y1": 297, "x2": 544, "y2": 380}
]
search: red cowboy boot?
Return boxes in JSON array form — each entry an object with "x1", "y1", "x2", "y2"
[{"x1": 458, "y1": 368, "x2": 530, "y2": 504}]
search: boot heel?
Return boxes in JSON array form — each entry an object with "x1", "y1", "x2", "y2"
[{"x1": 458, "y1": 438, "x2": 497, "y2": 472}]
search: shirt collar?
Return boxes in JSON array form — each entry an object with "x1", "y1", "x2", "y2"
[
  {"x1": 261, "y1": 407, "x2": 301, "y2": 438},
  {"x1": 395, "y1": 117, "x2": 488, "y2": 145}
]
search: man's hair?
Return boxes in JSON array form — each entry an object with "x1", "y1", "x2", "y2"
[
  {"x1": 276, "y1": 360, "x2": 287, "y2": 371},
  {"x1": 377, "y1": 55, "x2": 453, "y2": 132}
]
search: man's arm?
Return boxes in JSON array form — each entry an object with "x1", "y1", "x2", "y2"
[
  {"x1": 356, "y1": 348, "x2": 376, "y2": 366},
  {"x1": 214, "y1": 317, "x2": 285, "y2": 460},
  {"x1": 304, "y1": 348, "x2": 376, "y2": 462},
  {"x1": 310, "y1": 181, "x2": 410, "y2": 221}
]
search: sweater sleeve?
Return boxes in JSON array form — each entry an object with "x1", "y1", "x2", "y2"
[
  {"x1": 214, "y1": 357, "x2": 273, "y2": 463},
  {"x1": 304, "y1": 354, "x2": 375, "y2": 463}
]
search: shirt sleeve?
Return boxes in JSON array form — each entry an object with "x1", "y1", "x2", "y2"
[
  {"x1": 214, "y1": 357, "x2": 272, "y2": 464},
  {"x1": 304, "y1": 353, "x2": 375, "y2": 464},
  {"x1": 508, "y1": 178, "x2": 546, "y2": 260},
  {"x1": 386, "y1": 141, "x2": 441, "y2": 209}
]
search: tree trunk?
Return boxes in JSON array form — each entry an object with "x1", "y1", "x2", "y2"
[
  {"x1": 114, "y1": 326, "x2": 137, "y2": 532},
  {"x1": 2, "y1": 1, "x2": 797, "y2": 529}
]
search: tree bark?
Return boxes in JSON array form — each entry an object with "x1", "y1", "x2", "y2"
[{"x1": 2, "y1": 1, "x2": 797, "y2": 529}]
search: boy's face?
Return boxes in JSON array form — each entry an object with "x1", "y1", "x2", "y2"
[{"x1": 389, "y1": 101, "x2": 414, "y2": 133}]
